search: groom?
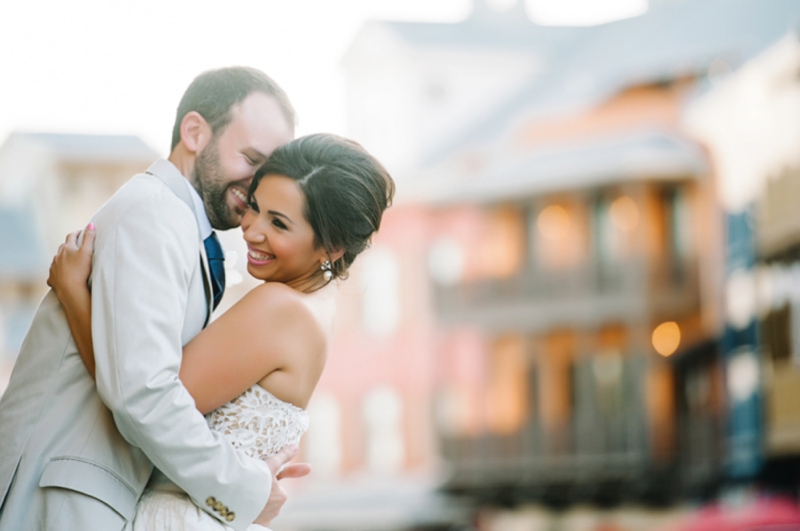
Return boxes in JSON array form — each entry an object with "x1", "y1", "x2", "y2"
[{"x1": 0, "y1": 67, "x2": 300, "y2": 530}]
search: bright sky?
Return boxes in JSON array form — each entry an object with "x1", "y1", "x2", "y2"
[{"x1": 0, "y1": 0, "x2": 647, "y2": 156}]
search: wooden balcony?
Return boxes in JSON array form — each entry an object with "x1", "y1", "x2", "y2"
[
  {"x1": 433, "y1": 259, "x2": 699, "y2": 333},
  {"x1": 439, "y1": 414, "x2": 661, "y2": 504}
]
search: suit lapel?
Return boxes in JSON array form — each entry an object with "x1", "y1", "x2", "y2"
[{"x1": 145, "y1": 160, "x2": 214, "y2": 326}]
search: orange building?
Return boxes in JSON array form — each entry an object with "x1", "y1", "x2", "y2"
[
  {"x1": 422, "y1": 83, "x2": 720, "y2": 503},
  {"x1": 314, "y1": 0, "x2": 800, "y2": 519}
]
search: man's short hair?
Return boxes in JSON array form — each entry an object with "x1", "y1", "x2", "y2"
[{"x1": 171, "y1": 66, "x2": 296, "y2": 151}]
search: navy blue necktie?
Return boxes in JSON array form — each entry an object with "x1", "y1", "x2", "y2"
[{"x1": 203, "y1": 232, "x2": 225, "y2": 310}]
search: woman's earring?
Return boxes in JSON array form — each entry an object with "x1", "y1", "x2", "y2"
[{"x1": 321, "y1": 260, "x2": 333, "y2": 281}]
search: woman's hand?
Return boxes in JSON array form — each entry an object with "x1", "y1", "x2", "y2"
[
  {"x1": 47, "y1": 223, "x2": 96, "y2": 302},
  {"x1": 47, "y1": 223, "x2": 98, "y2": 378}
]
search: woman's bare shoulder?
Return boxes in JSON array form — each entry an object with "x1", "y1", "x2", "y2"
[
  {"x1": 233, "y1": 284, "x2": 329, "y2": 407},
  {"x1": 232, "y1": 282, "x2": 325, "y2": 352},
  {"x1": 237, "y1": 282, "x2": 310, "y2": 317}
]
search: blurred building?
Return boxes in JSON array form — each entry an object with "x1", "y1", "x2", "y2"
[
  {"x1": 2, "y1": 3, "x2": 799, "y2": 530},
  {"x1": 328, "y1": 1, "x2": 800, "y2": 530},
  {"x1": 341, "y1": 1, "x2": 581, "y2": 184},
  {"x1": 0, "y1": 132, "x2": 157, "y2": 389},
  {"x1": 686, "y1": 31, "x2": 800, "y2": 491}
]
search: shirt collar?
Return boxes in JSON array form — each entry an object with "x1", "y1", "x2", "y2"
[{"x1": 183, "y1": 177, "x2": 213, "y2": 241}]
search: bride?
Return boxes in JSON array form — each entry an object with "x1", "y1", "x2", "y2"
[{"x1": 47, "y1": 133, "x2": 395, "y2": 530}]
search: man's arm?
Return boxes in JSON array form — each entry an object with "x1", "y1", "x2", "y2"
[{"x1": 90, "y1": 191, "x2": 270, "y2": 530}]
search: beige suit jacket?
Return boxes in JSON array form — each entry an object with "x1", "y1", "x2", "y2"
[{"x1": 0, "y1": 159, "x2": 271, "y2": 530}]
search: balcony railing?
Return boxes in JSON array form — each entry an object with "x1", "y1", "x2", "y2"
[
  {"x1": 433, "y1": 259, "x2": 699, "y2": 331},
  {"x1": 440, "y1": 414, "x2": 652, "y2": 495}
]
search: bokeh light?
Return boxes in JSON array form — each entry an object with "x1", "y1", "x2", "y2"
[
  {"x1": 537, "y1": 204, "x2": 570, "y2": 240},
  {"x1": 652, "y1": 321, "x2": 681, "y2": 357},
  {"x1": 609, "y1": 195, "x2": 639, "y2": 232}
]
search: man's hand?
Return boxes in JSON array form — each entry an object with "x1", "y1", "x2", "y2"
[{"x1": 253, "y1": 444, "x2": 312, "y2": 526}]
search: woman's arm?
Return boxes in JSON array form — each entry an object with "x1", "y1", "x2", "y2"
[
  {"x1": 48, "y1": 226, "x2": 97, "y2": 377},
  {"x1": 180, "y1": 282, "x2": 327, "y2": 414},
  {"x1": 49, "y1": 230, "x2": 326, "y2": 414}
]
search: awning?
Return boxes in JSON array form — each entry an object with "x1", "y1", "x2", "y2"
[{"x1": 431, "y1": 129, "x2": 708, "y2": 205}]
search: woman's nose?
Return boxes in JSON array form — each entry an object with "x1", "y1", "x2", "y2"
[{"x1": 244, "y1": 223, "x2": 266, "y2": 243}]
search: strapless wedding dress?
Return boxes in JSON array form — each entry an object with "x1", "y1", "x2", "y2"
[{"x1": 132, "y1": 384, "x2": 309, "y2": 530}]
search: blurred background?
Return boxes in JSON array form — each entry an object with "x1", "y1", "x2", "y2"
[{"x1": 3, "y1": 0, "x2": 800, "y2": 530}]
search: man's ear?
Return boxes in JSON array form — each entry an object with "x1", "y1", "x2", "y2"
[{"x1": 180, "y1": 111, "x2": 212, "y2": 155}]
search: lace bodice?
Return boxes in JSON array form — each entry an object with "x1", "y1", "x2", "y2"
[{"x1": 204, "y1": 384, "x2": 309, "y2": 461}]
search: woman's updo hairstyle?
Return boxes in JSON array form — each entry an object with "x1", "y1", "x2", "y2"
[{"x1": 249, "y1": 133, "x2": 395, "y2": 281}]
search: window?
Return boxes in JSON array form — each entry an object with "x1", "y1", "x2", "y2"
[
  {"x1": 486, "y1": 335, "x2": 528, "y2": 434},
  {"x1": 476, "y1": 206, "x2": 525, "y2": 279},
  {"x1": 593, "y1": 193, "x2": 639, "y2": 268},
  {"x1": 593, "y1": 196, "x2": 615, "y2": 268},
  {"x1": 362, "y1": 386, "x2": 404, "y2": 474},
  {"x1": 305, "y1": 392, "x2": 343, "y2": 478},
  {"x1": 532, "y1": 200, "x2": 588, "y2": 270},
  {"x1": 428, "y1": 237, "x2": 464, "y2": 286},
  {"x1": 761, "y1": 304, "x2": 790, "y2": 363},
  {"x1": 360, "y1": 247, "x2": 401, "y2": 336},
  {"x1": 664, "y1": 187, "x2": 692, "y2": 280}
]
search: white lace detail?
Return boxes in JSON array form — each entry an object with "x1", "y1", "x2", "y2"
[{"x1": 204, "y1": 385, "x2": 309, "y2": 461}]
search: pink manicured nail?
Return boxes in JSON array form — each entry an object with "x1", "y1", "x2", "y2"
[{"x1": 87, "y1": 223, "x2": 95, "y2": 230}]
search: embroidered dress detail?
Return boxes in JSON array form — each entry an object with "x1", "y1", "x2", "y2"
[
  {"x1": 133, "y1": 385, "x2": 308, "y2": 530},
  {"x1": 205, "y1": 385, "x2": 309, "y2": 460}
]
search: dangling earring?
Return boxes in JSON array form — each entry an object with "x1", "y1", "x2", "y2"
[{"x1": 321, "y1": 260, "x2": 333, "y2": 281}]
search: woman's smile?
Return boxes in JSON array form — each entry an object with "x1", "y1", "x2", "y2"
[{"x1": 246, "y1": 245, "x2": 275, "y2": 266}]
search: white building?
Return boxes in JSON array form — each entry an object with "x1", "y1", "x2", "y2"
[{"x1": 341, "y1": 0, "x2": 580, "y2": 189}]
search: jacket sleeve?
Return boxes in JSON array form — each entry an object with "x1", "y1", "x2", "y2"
[{"x1": 90, "y1": 190, "x2": 271, "y2": 530}]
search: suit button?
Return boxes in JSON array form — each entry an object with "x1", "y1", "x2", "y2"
[
  {"x1": 214, "y1": 501, "x2": 224, "y2": 512},
  {"x1": 226, "y1": 512, "x2": 236, "y2": 522},
  {"x1": 206, "y1": 497, "x2": 216, "y2": 507},
  {"x1": 220, "y1": 507, "x2": 229, "y2": 517}
]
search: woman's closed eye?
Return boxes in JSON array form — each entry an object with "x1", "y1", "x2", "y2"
[
  {"x1": 247, "y1": 200, "x2": 260, "y2": 213},
  {"x1": 272, "y1": 218, "x2": 287, "y2": 230}
]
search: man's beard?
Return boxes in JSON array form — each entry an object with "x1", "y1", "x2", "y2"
[{"x1": 192, "y1": 139, "x2": 239, "y2": 230}]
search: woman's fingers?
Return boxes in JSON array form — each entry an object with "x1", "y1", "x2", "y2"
[
  {"x1": 67, "y1": 230, "x2": 80, "y2": 247},
  {"x1": 276, "y1": 463, "x2": 311, "y2": 480},
  {"x1": 61, "y1": 224, "x2": 96, "y2": 253},
  {"x1": 81, "y1": 223, "x2": 96, "y2": 255},
  {"x1": 49, "y1": 224, "x2": 97, "y2": 293},
  {"x1": 264, "y1": 445, "x2": 299, "y2": 476}
]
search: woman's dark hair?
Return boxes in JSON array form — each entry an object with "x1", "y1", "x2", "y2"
[{"x1": 249, "y1": 133, "x2": 395, "y2": 281}]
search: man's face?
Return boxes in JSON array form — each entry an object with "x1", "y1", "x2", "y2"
[{"x1": 192, "y1": 92, "x2": 294, "y2": 230}]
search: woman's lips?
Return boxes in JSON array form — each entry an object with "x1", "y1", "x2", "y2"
[{"x1": 247, "y1": 246, "x2": 275, "y2": 266}]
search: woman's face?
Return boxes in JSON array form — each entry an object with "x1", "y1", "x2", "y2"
[{"x1": 240, "y1": 174, "x2": 327, "y2": 289}]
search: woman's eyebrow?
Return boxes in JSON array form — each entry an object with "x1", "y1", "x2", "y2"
[{"x1": 268, "y1": 210, "x2": 293, "y2": 225}]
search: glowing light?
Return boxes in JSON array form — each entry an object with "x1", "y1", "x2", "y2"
[
  {"x1": 609, "y1": 196, "x2": 639, "y2": 232},
  {"x1": 652, "y1": 321, "x2": 681, "y2": 357},
  {"x1": 727, "y1": 349, "x2": 759, "y2": 402},
  {"x1": 725, "y1": 268, "x2": 756, "y2": 330},
  {"x1": 537, "y1": 205, "x2": 570, "y2": 241},
  {"x1": 428, "y1": 237, "x2": 464, "y2": 286}
]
